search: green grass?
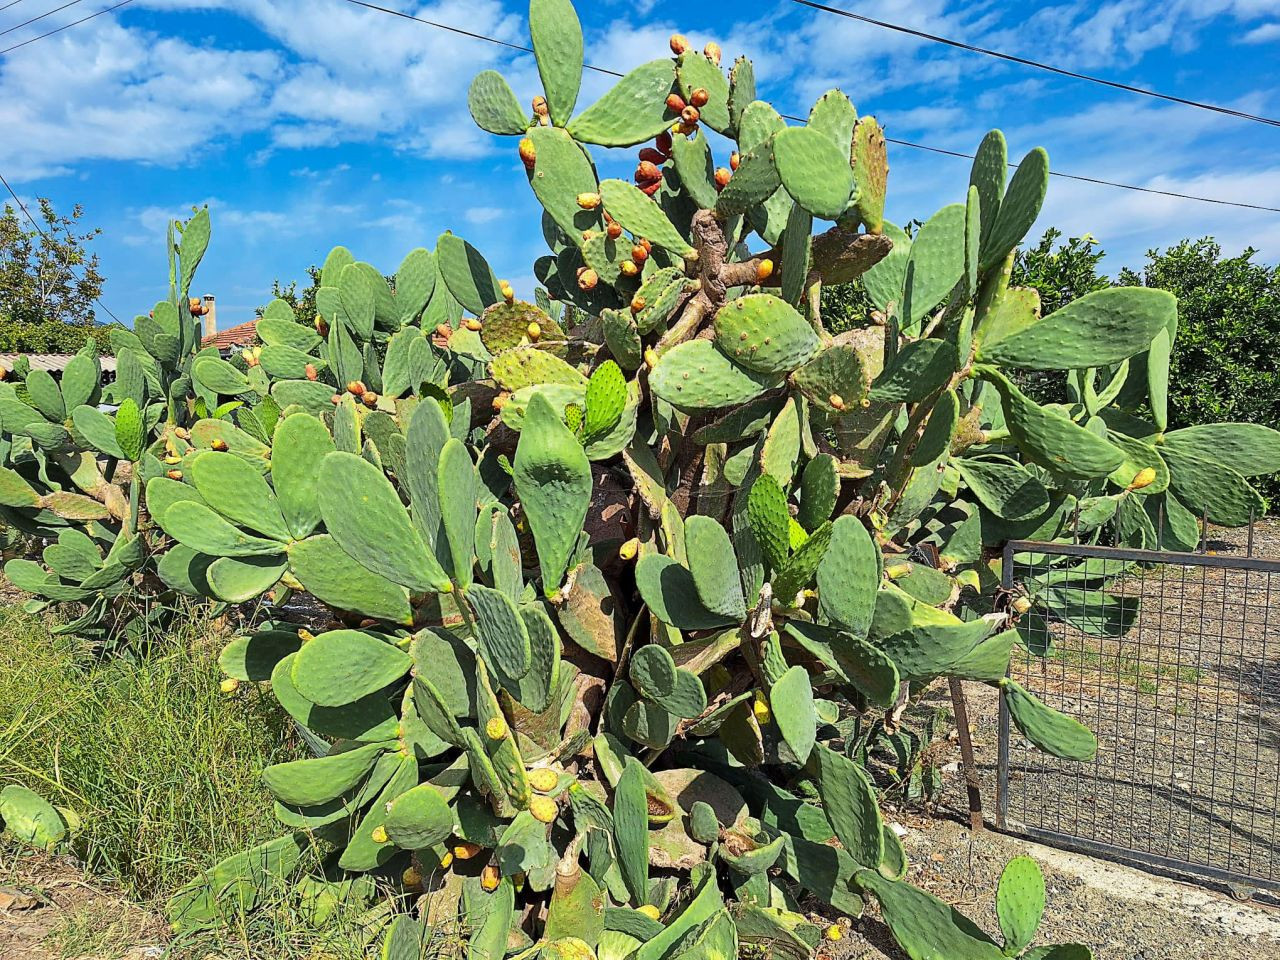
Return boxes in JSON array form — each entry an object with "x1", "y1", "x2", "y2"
[{"x1": 0, "y1": 605, "x2": 302, "y2": 904}]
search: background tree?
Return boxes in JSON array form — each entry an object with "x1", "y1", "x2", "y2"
[
  {"x1": 261, "y1": 266, "x2": 320, "y2": 324},
  {"x1": 0, "y1": 199, "x2": 114, "y2": 352}
]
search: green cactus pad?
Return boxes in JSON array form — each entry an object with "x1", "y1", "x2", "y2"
[
  {"x1": 779, "y1": 202, "x2": 813, "y2": 307},
  {"x1": 770, "y1": 665, "x2": 816, "y2": 762},
  {"x1": 630, "y1": 643, "x2": 678, "y2": 701},
  {"x1": 746, "y1": 473, "x2": 790, "y2": 574},
  {"x1": 980, "y1": 147, "x2": 1048, "y2": 272},
  {"x1": 25, "y1": 369, "x2": 65, "y2": 422},
  {"x1": 676, "y1": 51, "x2": 731, "y2": 134},
  {"x1": 383, "y1": 783, "x2": 454, "y2": 851},
  {"x1": 969, "y1": 130, "x2": 1007, "y2": 248},
  {"x1": 530, "y1": 0, "x2": 583, "y2": 125},
  {"x1": 727, "y1": 56, "x2": 755, "y2": 130},
  {"x1": 317, "y1": 451, "x2": 452, "y2": 593},
  {"x1": 713, "y1": 294, "x2": 820, "y2": 376},
  {"x1": 857, "y1": 870, "x2": 1005, "y2": 960},
  {"x1": 71, "y1": 406, "x2": 127, "y2": 460},
  {"x1": 468, "y1": 70, "x2": 529, "y2": 135},
  {"x1": 500, "y1": 383, "x2": 586, "y2": 431},
  {"x1": 159, "y1": 500, "x2": 286, "y2": 558},
  {"x1": 773, "y1": 126, "x2": 854, "y2": 221},
  {"x1": 545, "y1": 864, "x2": 605, "y2": 948},
  {"x1": 0, "y1": 465, "x2": 40, "y2": 508},
  {"x1": 669, "y1": 130, "x2": 717, "y2": 209},
  {"x1": 635, "y1": 554, "x2": 738, "y2": 630},
  {"x1": 205, "y1": 554, "x2": 286, "y2": 603},
  {"x1": 189, "y1": 451, "x2": 290, "y2": 542},
  {"x1": 791, "y1": 344, "x2": 871, "y2": 415},
  {"x1": 287, "y1": 535, "x2": 412, "y2": 625},
  {"x1": 714, "y1": 141, "x2": 780, "y2": 217},
  {"x1": 258, "y1": 345, "x2": 321, "y2": 381},
  {"x1": 902, "y1": 203, "x2": 967, "y2": 330},
  {"x1": 339, "y1": 755, "x2": 417, "y2": 871},
  {"x1": 512, "y1": 391, "x2": 592, "y2": 596},
  {"x1": 0, "y1": 785, "x2": 67, "y2": 851},
  {"x1": 193, "y1": 356, "x2": 250, "y2": 395},
  {"x1": 436, "y1": 233, "x2": 503, "y2": 315},
  {"x1": 567, "y1": 59, "x2": 677, "y2": 147},
  {"x1": 271, "y1": 379, "x2": 337, "y2": 415},
  {"x1": 527, "y1": 125, "x2": 603, "y2": 243},
  {"x1": 468, "y1": 583, "x2": 533, "y2": 683},
  {"x1": 797, "y1": 455, "x2": 837, "y2": 532},
  {"x1": 1160, "y1": 445, "x2": 1264, "y2": 526},
  {"x1": 291, "y1": 629, "x2": 411, "y2": 707},
  {"x1": 979, "y1": 288, "x2": 1175, "y2": 370},
  {"x1": 598, "y1": 180, "x2": 695, "y2": 258},
  {"x1": 263, "y1": 741, "x2": 387, "y2": 807},
  {"x1": 979, "y1": 368, "x2": 1124, "y2": 481},
  {"x1": 1161, "y1": 423, "x2": 1280, "y2": 477},
  {"x1": 437, "y1": 439, "x2": 477, "y2": 589},
  {"x1": 850, "y1": 116, "x2": 888, "y2": 233},
  {"x1": 649, "y1": 340, "x2": 784, "y2": 412},
  {"x1": 601, "y1": 309, "x2": 643, "y2": 370},
  {"x1": 60, "y1": 352, "x2": 98, "y2": 410},
  {"x1": 956, "y1": 458, "x2": 1050, "y2": 521},
  {"x1": 869, "y1": 338, "x2": 958, "y2": 403},
  {"x1": 272, "y1": 413, "x2": 336, "y2": 541},
  {"x1": 633, "y1": 267, "x2": 692, "y2": 335},
  {"x1": 684, "y1": 516, "x2": 746, "y2": 622},
  {"x1": 614, "y1": 757, "x2": 650, "y2": 904},
  {"x1": 516, "y1": 602, "x2": 560, "y2": 713},
  {"x1": 807, "y1": 89, "x2": 856, "y2": 154},
  {"x1": 812, "y1": 744, "x2": 883, "y2": 868},
  {"x1": 996, "y1": 856, "x2": 1045, "y2": 955},
  {"x1": 1002, "y1": 678, "x2": 1098, "y2": 761},
  {"x1": 490, "y1": 345, "x2": 587, "y2": 393},
  {"x1": 219, "y1": 630, "x2": 304, "y2": 683},
  {"x1": 773, "y1": 520, "x2": 832, "y2": 604}
]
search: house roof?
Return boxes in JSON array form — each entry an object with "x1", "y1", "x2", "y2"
[
  {"x1": 0, "y1": 354, "x2": 117, "y2": 373},
  {"x1": 201, "y1": 319, "x2": 260, "y2": 350}
]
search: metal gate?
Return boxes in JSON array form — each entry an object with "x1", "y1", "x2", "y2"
[{"x1": 997, "y1": 538, "x2": 1280, "y2": 893}]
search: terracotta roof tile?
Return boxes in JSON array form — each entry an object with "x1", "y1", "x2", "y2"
[{"x1": 201, "y1": 319, "x2": 259, "y2": 350}]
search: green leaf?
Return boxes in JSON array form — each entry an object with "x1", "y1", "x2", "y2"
[{"x1": 529, "y1": 0, "x2": 583, "y2": 125}]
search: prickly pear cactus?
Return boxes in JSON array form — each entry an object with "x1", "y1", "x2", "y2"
[{"x1": 3, "y1": 1, "x2": 1278, "y2": 956}]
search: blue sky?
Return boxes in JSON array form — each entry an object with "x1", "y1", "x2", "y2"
[{"x1": 3, "y1": 0, "x2": 1279, "y2": 328}]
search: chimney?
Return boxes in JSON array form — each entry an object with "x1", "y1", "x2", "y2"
[{"x1": 202, "y1": 295, "x2": 217, "y2": 340}]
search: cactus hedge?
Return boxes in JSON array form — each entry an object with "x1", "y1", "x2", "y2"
[{"x1": 3, "y1": 1, "x2": 1280, "y2": 957}]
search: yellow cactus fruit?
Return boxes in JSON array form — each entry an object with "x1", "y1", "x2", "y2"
[
  {"x1": 669, "y1": 33, "x2": 690, "y2": 55},
  {"x1": 704, "y1": 41, "x2": 722, "y2": 65},
  {"x1": 500, "y1": 280, "x2": 515, "y2": 303},
  {"x1": 1011, "y1": 595, "x2": 1033, "y2": 615},
  {"x1": 619, "y1": 537, "x2": 640, "y2": 561},
  {"x1": 402, "y1": 866, "x2": 422, "y2": 888},
  {"x1": 530, "y1": 795, "x2": 558, "y2": 824},
  {"x1": 485, "y1": 716, "x2": 508, "y2": 741},
  {"x1": 756, "y1": 258, "x2": 774, "y2": 282},
  {"x1": 532, "y1": 95, "x2": 549, "y2": 118},
  {"x1": 528, "y1": 768, "x2": 558, "y2": 793},
  {"x1": 174, "y1": 427, "x2": 190, "y2": 440},
  {"x1": 371, "y1": 825, "x2": 389, "y2": 844},
  {"x1": 637, "y1": 904, "x2": 661, "y2": 921},
  {"x1": 577, "y1": 268, "x2": 599, "y2": 291},
  {"x1": 439, "y1": 850, "x2": 455, "y2": 869},
  {"x1": 884, "y1": 562, "x2": 912, "y2": 579},
  {"x1": 527, "y1": 321, "x2": 541, "y2": 341},
  {"x1": 824, "y1": 925, "x2": 843, "y2": 942},
  {"x1": 518, "y1": 137, "x2": 537, "y2": 170},
  {"x1": 452, "y1": 841, "x2": 482, "y2": 860},
  {"x1": 240, "y1": 348, "x2": 254, "y2": 363},
  {"x1": 644, "y1": 348, "x2": 659, "y2": 370},
  {"x1": 752, "y1": 692, "x2": 772, "y2": 725},
  {"x1": 620, "y1": 260, "x2": 639, "y2": 277},
  {"x1": 630, "y1": 294, "x2": 646, "y2": 314},
  {"x1": 163, "y1": 455, "x2": 182, "y2": 465},
  {"x1": 576, "y1": 192, "x2": 602, "y2": 210},
  {"x1": 220, "y1": 678, "x2": 240, "y2": 695},
  {"x1": 829, "y1": 393, "x2": 847, "y2": 411},
  {"x1": 166, "y1": 469, "x2": 183, "y2": 481},
  {"x1": 211, "y1": 438, "x2": 229, "y2": 451},
  {"x1": 464, "y1": 317, "x2": 483, "y2": 332},
  {"x1": 480, "y1": 864, "x2": 501, "y2": 892},
  {"x1": 1128, "y1": 466, "x2": 1157, "y2": 490}
]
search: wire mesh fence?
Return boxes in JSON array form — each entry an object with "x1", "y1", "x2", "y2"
[{"x1": 997, "y1": 539, "x2": 1280, "y2": 892}]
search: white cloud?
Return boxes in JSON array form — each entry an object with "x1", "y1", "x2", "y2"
[
  {"x1": 1241, "y1": 21, "x2": 1280, "y2": 41},
  {"x1": 465, "y1": 206, "x2": 504, "y2": 223}
]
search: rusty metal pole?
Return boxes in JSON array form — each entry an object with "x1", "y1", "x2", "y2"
[{"x1": 949, "y1": 677, "x2": 984, "y2": 833}]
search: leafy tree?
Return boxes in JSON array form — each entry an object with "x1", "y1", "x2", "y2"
[
  {"x1": 261, "y1": 266, "x2": 320, "y2": 324},
  {"x1": 0, "y1": 199, "x2": 115, "y2": 351}
]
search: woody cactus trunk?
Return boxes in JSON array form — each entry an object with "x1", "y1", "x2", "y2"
[{"x1": 2, "y1": 0, "x2": 1279, "y2": 957}]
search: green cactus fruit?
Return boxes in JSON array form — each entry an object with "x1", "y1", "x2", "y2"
[
  {"x1": 290, "y1": 628, "x2": 411, "y2": 707},
  {"x1": 684, "y1": 516, "x2": 746, "y2": 622},
  {"x1": 978, "y1": 368, "x2": 1124, "y2": 481},
  {"x1": 189, "y1": 451, "x2": 290, "y2": 541},
  {"x1": 978, "y1": 287, "x2": 1175, "y2": 370},
  {"x1": 383, "y1": 783, "x2": 454, "y2": 851},
  {"x1": 468, "y1": 583, "x2": 533, "y2": 684},
  {"x1": 772, "y1": 520, "x2": 831, "y2": 604},
  {"x1": 193, "y1": 355, "x2": 250, "y2": 395},
  {"x1": 512, "y1": 391, "x2": 592, "y2": 597},
  {"x1": 469, "y1": 69, "x2": 529, "y2": 135},
  {"x1": 1001, "y1": 678, "x2": 1098, "y2": 761},
  {"x1": 598, "y1": 180, "x2": 695, "y2": 258},
  {"x1": 746, "y1": 473, "x2": 790, "y2": 574},
  {"x1": 636, "y1": 553, "x2": 737, "y2": 630},
  {"x1": 567, "y1": 59, "x2": 677, "y2": 147},
  {"x1": 857, "y1": 869, "x2": 1005, "y2": 960},
  {"x1": 545, "y1": 857, "x2": 605, "y2": 948},
  {"x1": 713, "y1": 294, "x2": 820, "y2": 376},
  {"x1": 850, "y1": 116, "x2": 888, "y2": 233},
  {"x1": 317, "y1": 451, "x2": 452, "y2": 593},
  {"x1": 0, "y1": 785, "x2": 68, "y2": 851},
  {"x1": 773, "y1": 126, "x2": 854, "y2": 221},
  {"x1": 529, "y1": 0, "x2": 583, "y2": 126},
  {"x1": 286, "y1": 535, "x2": 412, "y2": 625},
  {"x1": 670, "y1": 130, "x2": 718, "y2": 209},
  {"x1": 770, "y1": 665, "x2": 816, "y2": 762},
  {"x1": 812, "y1": 744, "x2": 883, "y2": 868},
  {"x1": 649, "y1": 340, "x2": 784, "y2": 412},
  {"x1": 797, "y1": 454, "x2": 837, "y2": 532},
  {"x1": 614, "y1": 757, "x2": 650, "y2": 905},
  {"x1": 996, "y1": 856, "x2": 1045, "y2": 955},
  {"x1": 869, "y1": 338, "x2": 959, "y2": 403},
  {"x1": 437, "y1": 232, "x2": 503, "y2": 315},
  {"x1": 262, "y1": 741, "x2": 387, "y2": 807}
]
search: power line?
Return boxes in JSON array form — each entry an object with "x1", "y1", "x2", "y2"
[
  {"x1": 792, "y1": 0, "x2": 1280, "y2": 129},
  {"x1": 337, "y1": 0, "x2": 1280, "y2": 215},
  {"x1": 0, "y1": 170, "x2": 122, "y2": 324},
  {"x1": 0, "y1": 0, "x2": 131, "y2": 55},
  {"x1": 0, "y1": 2, "x2": 31, "y2": 12},
  {"x1": 0, "y1": 0, "x2": 87, "y2": 38}
]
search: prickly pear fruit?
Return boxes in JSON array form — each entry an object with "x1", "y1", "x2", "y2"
[
  {"x1": 644, "y1": 348, "x2": 658, "y2": 369},
  {"x1": 630, "y1": 295, "x2": 646, "y2": 314},
  {"x1": 669, "y1": 34, "x2": 690, "y2": 55},
  {"x1": 532, "y1": 95, "x2": 549, "y2": 117},
  {"x1": 607, "y1": 221, "x2": 623, "y2": 240},
  {"x1": 704, "y1": 42, "x2": 722, "y2": 65},
  {"x1": 730, "y1": 151, "x2": 741, "y2": 171},
  {"x1": 756, "y1": 259, "x2": 774, "y2": 281},
  {"x1": 347, "y1": 381, "x2": 367, "y2": 397},
  {"x1": 1012, "y1": 596, "x2": 1033, "y2": 615},
  {"x1": 167, "y1": 469, "x2": 183, "y2": 480},
  {"x1": 530, "y1": 795, "x2": 558, "y2": 823},
  {"x1": 481, "y1": 864, "x2": 501, "y2": 891},
  {"x1": 527, "y1": 322, "x2": 541, "y2": 341},
  {"x1": 314, "y1": 315, "x2": 329, "y2": 337},
  {"x1": 331, "y1": 394, "x2": 342, "y2": 405},
  {"x1": 464, "y1": 318, "x2": 483, "y2": 331},
  {"x1": 620, "y1": 261, "x2": 639, "y2": 277},
  {"x1": 402, "y1": 866, "x2": 422, "y2": 888},
  {"x1": 500, "y1": 281, "x2": 515, "y2": 303},
  {"x1": 753, "y1": 691, "x2": 771, "y2": 724},
  {"x1": 519, "y1": 137, "x2": 537, "y2": 170},
  {"x1": 362, "y1": 392, "x2": 378, "y2": 408},
  {"x1": 305, "y1": 363, "x2": 318, "y2": 381},
  {"x1": 640, "y1": 181, "x2": 662, "y2": 195},
  {"x1": 666, "y1": 93, "x2": 687, "y2": 113},
  {"x1": 577, "y1": 192, "x2": 602, "y2": 210},
  {"x1": 1128, "y1": 467, "x2": 1157, "y2": 490},
  {"x1": 824, "y1": 925, "x2": 842, "y2": 942},
  {"x1": 638, "y1": 147, "x2": 666, "y2": 165},
  {"x1": 681, "y1": 105, "x2": 701, "y2": 124},
  {"x1": 638, "y1": 905, "x2": 661, "y2": 920},
  {"x1": 619, "y1": 537, "x2": 640, "y2": 560},
  {"x1": 371, "y1": 825, "x2": 389, "y2": 844},
  {"x1": 220, "y1": 677, "x2": 240, "y2": 694},
  {"x1": 690, "y1": 88, "x2": 710, "y2": 108},
  {"x1": 714, "y1": 167, "x2": 731, "y2": 190},
  {"x1": 631, "y1": 243, "x2": 649, "y2": 264},
  {"x1": 635, "y1": 160, "x2": 661, "y2": 183},
  {"x1": 485, "y1": 716, "x2": 508, "y2": 740},
  {"x1": 829, "y1": 393, "x2": 846, "y2": 411},
  {"x1": 529, "y1": 768, "x2": 558, "y2": 793},
  {"x1": 211, "y1": 439, "x2": 229, "y2": 451},
  {"x1": 578, "y1": 269, "x2": 599, "y2": 291},
  {"x1": 655, "y1": 131, "x2": 673, "y2": 155},
  {"x1": 453, "y1": 841, "x2": 482, "y2": 860}
]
